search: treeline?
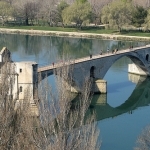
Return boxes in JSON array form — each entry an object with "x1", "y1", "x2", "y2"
[{"x1": 0, "y1": 0, "x2": 150, "y2": 31}]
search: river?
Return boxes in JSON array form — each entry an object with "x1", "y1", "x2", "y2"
[{"x1": 1, "y1": 33, "x2": 150, "y2": 150}]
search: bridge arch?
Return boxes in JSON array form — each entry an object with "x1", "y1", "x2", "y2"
[{"x1": 101, "y1": 52, "x2": 150, "y2": 79}]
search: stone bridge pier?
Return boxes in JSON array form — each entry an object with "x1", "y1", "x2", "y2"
[{"x1": 70, "y1": 46, "x2": 150, "y2": 93}]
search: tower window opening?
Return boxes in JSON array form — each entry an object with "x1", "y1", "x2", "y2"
[{"x1": 20, "y1": 86, "x2": 22, "y2": 92}]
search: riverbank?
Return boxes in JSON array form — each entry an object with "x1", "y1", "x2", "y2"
[{"x1": 0, "y1": 28, "x2": 150, "y2": 42}]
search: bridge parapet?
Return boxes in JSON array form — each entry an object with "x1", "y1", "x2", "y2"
[
  {"x1": 38, "y1": 45, "x2": 150, "y2": 72},
  {"x1": 38, "y1": 45, "x2": 150, "y2": 93}
]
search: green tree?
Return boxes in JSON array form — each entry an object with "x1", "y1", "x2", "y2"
[
  {"x1": 0, "y1": 1, "x2": 13, "y2": 26},
  {"x1": 101, "y1": 0, "x2": 133, "y2": 31},
  {"x1": 144, "y1": 8, "x2": 150, "y2": 31},
  {"x1": 56, "y1": 1, "x2": 69, "y2": 27},
  {"x1": 62, "y1": 1, "x2": 92, "y2": 29},
  {"x1": 132, "y1": 6, "x2": 147, "y2": 27}
]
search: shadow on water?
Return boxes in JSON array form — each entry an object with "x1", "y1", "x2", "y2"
[{"x1": 72, "y1": 74, "x2": 150, "y2": 122}]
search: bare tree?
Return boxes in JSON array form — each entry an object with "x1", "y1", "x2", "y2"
[
  {"x1": 12, "y1": 0, "x2": 40, "y2": 25},
  {"x1": 2, "y1": 0, "x2": 14, "y2": 5},
  {"x1": 39, "y1": 0, "x2": 58, "y2": 26},
  {"x1": 89, "y1": 0, "x2": 112, "y2": 25},
  {"x1": 135, "y1": 125, "x2": 150, "y2": 150},
  {"x1": 132, "y1": 0, "x2": 150, "y2": 8},
  {"x1": 36, "y1": 59, "x2": 101, "y2": 150},
  {"x1": 0, "y1": 56, "x2": 100, "y2": 150}
]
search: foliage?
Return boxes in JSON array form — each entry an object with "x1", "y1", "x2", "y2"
[
  {"x1": 56, "y1": 1, "x2": 69, "y2": 26},
  {"x1": 0, "y1": 54, "x2": 101, "y2": 150},
  {"x1": 62, "y1": 1, "x2": 92, "y2": 28},
  {"x1": 89, "y1": 0, "x2": 105, "y2": 25},
  {"x1": 0, "y1": 1, "x2": 14, "y2": 25},
  {"x1": 101, "y1": 0, "x2": 133, "y2": 31},
  {"x1": 1, "y1": 0, "x2": 150, "y2": 30},
  {"x1": 76, "y1": 0, "x2": 87, "y2": 3},
  {"x1": 144, "y1": 8, "x2": 150, "y2": 31},
  {"x1": 132, "y1": 6, "x2": 147, "y2": 27}
]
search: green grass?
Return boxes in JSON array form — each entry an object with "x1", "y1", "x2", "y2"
[
  {"x1": 0, "y1": 25, "x2": 118, "y2": 34},
  {"x1": 81, "y1": 28, "x2": 116, "y2": 34},
  {"x1": 0, "y1": 25, "x2": 78, "y2": 32},
  {"x1": 1, "y1": 25, "x2": 150, "y2": 37},
  {"x1": 120, "y1": 30, "x2": 150, "y2": 37}
]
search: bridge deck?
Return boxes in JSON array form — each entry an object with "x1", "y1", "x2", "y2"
[{"x1": 38, "y1": 45, "x2": 150, "y2": 73}]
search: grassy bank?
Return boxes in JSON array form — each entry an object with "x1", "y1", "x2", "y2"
[
  {"x1": 0, "y1": 25, "x2": 114, "y2": 33},
  {"x1": 1, "y1": 25, "x2": 150, "y2": 36},
  {"x1": 0, "y1": 25, "x2": 150, "y2": 41},
  {"x1": 120, "y1": 30, "x2": 150, "y2": 37}
]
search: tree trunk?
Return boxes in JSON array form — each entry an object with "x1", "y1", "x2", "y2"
[{"x1": 25, "y1": 18, "x2": 29, "y2": 26}]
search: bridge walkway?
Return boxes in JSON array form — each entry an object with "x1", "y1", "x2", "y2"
[{"x1": 37, "y1": 45, "x2": 150, "y2": 73}]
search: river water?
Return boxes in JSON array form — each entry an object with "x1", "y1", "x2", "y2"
[{"x1": 1, "y1": 33, "x2": 150, "y2": 150}]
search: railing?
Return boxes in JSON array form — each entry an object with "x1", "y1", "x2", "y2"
[{"x1": 38, "y1": 45, "x2": 150, "y2": 72}]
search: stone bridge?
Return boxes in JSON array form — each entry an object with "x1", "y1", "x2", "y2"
[{"x1": 38, "y1": 45, "x2": 150, "y2": 93}]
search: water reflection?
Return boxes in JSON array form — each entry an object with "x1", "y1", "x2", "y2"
[
  {"x1": 0, "y1": 33, "x2": 148, "y2": 65},
  {"x1": 0, "y1": 33, "x2": 149, "y2": 150},
  {"x1": 87, "y1": 74, "x2": 150, "y2": 121},
  {"x1": 128, "y1": 73, "x2": 146, "y2": 84}
]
